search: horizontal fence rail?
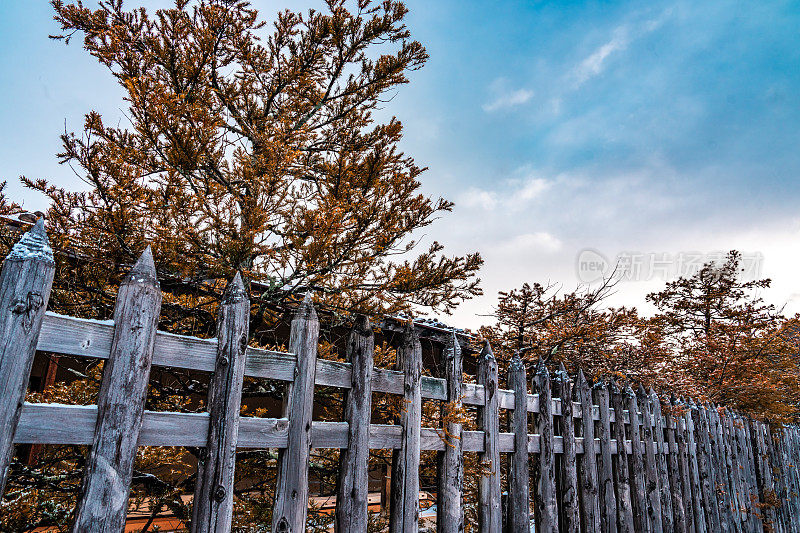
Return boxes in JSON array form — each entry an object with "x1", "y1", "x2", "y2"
[{"x1": 1, "y1": 223, "x2": 798, "y2": 533}]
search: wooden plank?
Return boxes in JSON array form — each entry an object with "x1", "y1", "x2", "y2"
[
  {"x1": 533, "y1": 359, "x2": 558, "y2": 532},
  {"x1": 664, "y1": 395, "x2": 687, "y2": 533},
  {"x1": 336, "y1": 315, "x2": 375, "y2": 533},
  {"x1": 72, "y1": 248, "x2": 162, "y2": 532},
  {"x1": 555, "y1": 364, "x2": 580, "y2": 533},
  {"x1": 437, "y1": 332, "x2": 464, "y2": 533},
  {"x1": 738, "y1": 415, "x2": 761, "y2": 533},
  {"x1": 506, "y1": 353, "x2": 530, "y2": 533},
  {"x1": 610, "y1": 382, "x2": 634, "y2": 533},
  {"x1": 477, "y1": 341, "x2": 501, "y2": 533},
  {"x1": 38, "y1": 313, "x2": 634, "y2": 422},
  {"x1": 672, "y1": 398, "x2": 696, "y2": 533},
  {"x1": 389, "y1": 323, "x2": 423, "y2": 533},
  {"x1": 722, "y1": 408, "x2": 747, "y2": 530},
  {"x1": 693, "y1": 402, "x2": 722, "y2": 533},
  {"x1": 577, "y1": 371, "x2": 601, "y2": 532},
  {"x1": 272, "y1": 294, "x2": 320, "y2": 533},
  {"x1": 595, "y1": 380, "x2": 618, "y2": 533},
  {"x1": 765, "y1": 423, "x2": 790, "y2": 533},
  {"x1": 751, "y1": 420, "x2": 776, "y2": 533},
  {"x1": 684, "y1": 400, "x2": 707, "y2": 533},
  {"x1": 650, "y1": 389, "x2": 674, "y2": 532},
  {"x1": 625, "y1": 385, "x2": 650, "y2": 533},
  {"x1": 707, "y1": 405, "x2": 736, "y2": 533},
  {"x1": 639, "y1": 385, "x2": 664, "y2": 533},
  {"x1": 191, "y1": 274, "x2": 250, "y2": 533},
  {"x1": 0, "y1": 219, "x2": 55, "y2": 495}
]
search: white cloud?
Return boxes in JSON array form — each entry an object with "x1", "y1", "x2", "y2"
[
  {"x1": 483, "y1": 77, "x2": 534, "y2": 112},
  {"x1": 459, "y1": 187, "x2": 498, "y2": 210},
  {"x1": 573, "y1": 28, "x2": 630, "y2": 86},
  {"x1": 496, "y1": 232, "x2": 563, "y2": 254}
]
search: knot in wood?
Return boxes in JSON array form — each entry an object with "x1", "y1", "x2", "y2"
[
  {"x1": 214, "y1": 485, "x2": 226, "y2": 502},
  {"x1": 218, "y1": 356, "x2": 229, "y2": 368},
  {"x1": 276, "y1": 517, "x2": 290, "y2": 533}
]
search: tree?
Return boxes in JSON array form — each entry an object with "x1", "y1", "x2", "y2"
[
  {"x1": 31, "y1": 0, "x2": 481, "y2": 334},
  {"x1": 647, "y1": 250, "x2": 800, "y2": 421}
]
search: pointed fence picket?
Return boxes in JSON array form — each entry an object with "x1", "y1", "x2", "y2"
[{"x1": 0, "y1": 224, "x2": 797, "y2": 533}]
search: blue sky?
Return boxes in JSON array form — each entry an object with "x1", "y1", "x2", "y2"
[{"x1": 2, "y1": 0, "x2": 800, "y2": 326}]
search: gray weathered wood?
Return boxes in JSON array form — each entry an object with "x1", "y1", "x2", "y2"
[
  {"x1": 336, "y1": 315, "x2": 375, "y2": 533},
  {"x1": 506, "y1": 353, "x2": 529, "y2": 533},
  {"x1": 555, "y1": 364, "x2": 580, "y2": 533},
  {"x1": 722, "y1": 408, "x2": 746, "y2": 530},
  {"x1": 72, "y1": 247, "x2": 162, "y2": 533},
  {"x1": 272, "y1": 294, "x2": 320, "y2": 533},
  {"x1": 625, "y1": 385, "x2": 650, "y2": 533},
  {"x1": 639, "y1": 385, "x2": 664, "y2": 533},
  {"x1": 532, "y1": 358, "x2": 558, "y2": 532},
  {"x1": 751, "y1": 420, "x2": 776, "y2": 533},
  {"x1": 764, "y1": 423, "x2": 789, "y2": 533},
  {"x1": 738, "y1": 414, "x2": 761, "y2": 533},
  {"x1": 0, "y1": 219, "x2": 55, "y2": 495},
  {"x1": 650, "y1": 389, "x2": 674, "y2": 533},
  {"x1": 692, "y1": 402, "x2": 721, "y2": 533},
  {"x1": 389, "y1": 323, "x2": 423, "y2": 533},
  {"x1": 672, "y1": 397, "x2": 696, "y2": 533},
  {"x1": 664, "y1": 394, "x2": 687, "y2": 533},
  {"x1": 477, "y1": 341, "x2": 501, "y2": 533},
  {"x1": 438, "y1": 332, "x2": 464, "y2": 533},
  {"x1": 706, "y1": 405, "x2": 735, "y2": 533},
  {"x1": 684, "y1": 400, "x2": 707, "y2": 533},
  {"x1": 576, "y1": 370, "x2": 601, "y2": 532},
  {"x1": 610, "y1": 382, "x2": 634, "y2": 533},
  {"x1": 192, "y1": 274, "x2": 250, "y2": 533},
  {"x1": 595, "y1": 380, "x2": 617, "y2": 533}
]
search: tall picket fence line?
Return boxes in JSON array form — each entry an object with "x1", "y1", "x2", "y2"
[{"x1": 0, "y1": 222, "x2": 799, "y2": 532}]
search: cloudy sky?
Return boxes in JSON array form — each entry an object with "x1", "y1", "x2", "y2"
[{"x1": 2, "y1": 0, "x2": 800, "y2": 328}]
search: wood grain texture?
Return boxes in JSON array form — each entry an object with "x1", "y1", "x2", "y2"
[
  {"x1": 389, "y1": 323, "x2": 423, "y2": 533},
  {"x1": 335, "y1": 316, "x2": 375, "y2": 533},
  {"x1": 555, "y1": 364, "x2": 580, "y2": 533},
  {"x1": 595, "y1": 381, "x2": 617, "y2": 533},
  {"x1": 639, "y1": 385, "x2": 664, "y2": 533},
  {"x1": 505, "y1": 353, "x2": 530, "y2": 533},
  {"x1": 437, "y1": 332, "x2": 464, "y2": 533},
  {"x1": 693, "y1": 402, "x2": 721, "y2": 533},
  {"x1": 272, "y1": 294, "x2": 320, "y2": 533},
  {"x1": 684, "y1": 400, "x2": 707, "y2": 533},
  {"x1": 72, "y1": 247, "x2": 162, "y2": 533},
  {"x1": 533, "y1": 359, "x2": 558, "y2": 533},
  {"x1": 624, "y1": 386, "x2": 650, "y2": 533},
  {"x1": 0, "y1": 219, "x2": 55, "y2": 495},
  {"x1": 650, "y1": 389, "x2": 674, "y2": 533},
  {"x1": 671, "y1": 398, "x2": 695, "y2": 533},
  {"x1": 477, "y1": 341, "x2": 501, "y2": 533},
  {"x1": 191, "y1": 274, "x2": 250, "y2": 533},
  {"x1": 576, "y1": 371, "x2": 601, "y2": 533},
  {"x1": 610, "y1": 382, "x2": 634, "y2": 533}
]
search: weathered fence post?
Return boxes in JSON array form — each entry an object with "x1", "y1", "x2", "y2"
[
  {"x1": 722, "y1": 408, "x2": 745, "y2": 530},
  {"x1": 437, "y1": 331, "x2": 463, "y2": 533},
  {"x1": 506, "y1": 353, "x2": 529, "y2": 533},
  {"x1": 684, "y1": 399, "x2": 707, "y2": 533},
  {"x1": 650, "y1": 388, "x2": 675, "y2": 532},
  {"x1": 752, "y1": 420, "x2": 776, "y2": 532},
  {"x1": 693, "y1": 401, "x2": 722, "y2": 533},
  {"x1": 0, "y1": 220, "x2": 55, "y2": 495},
  {"x1": 336, "y1": 315, "x2": 375, "y2": 533},
  {"x1": 609, "y1": 381, "x2": 634, "y2": 533},
  {"x1": 389, "y1": 323, "x2": 422, "y2": 533},
  {"x1": 576, "y1": 370, "x2": 601, "y2": 532},
  {"x1": 555, "y1": 364, "x2": 580, "y2": 533},
  {"x1": 192, "y1": 273, "x2": 249, "y2": 533},
  {"x1": 533, "y1": 358, "x2": 558, "y2": 532},
  {"x1": 72, "y1": 247, "x2": 162, "y2": 532},
  {"x1": 706, "y1": 405, "x2": 734, "y2": 533},
  {"x1": 477, "y1": 341, "x2": 501, "y2": 533},
  {"x1": 625, "y1": 385, "x2": 650, "y2": 533},
  {"x1": 272, "y1": 294, "x2": 320, "y2": 533},
  {"x1": 595, "y1": 380, "x2": 617, "y2": 533},
  {"x1": 638, "y1": 385, "x2": 664, "y2": 533},
  {"x1": 671, "y1": 396, "x2": 695, "y2": 533}
]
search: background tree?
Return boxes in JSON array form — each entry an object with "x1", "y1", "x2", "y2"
[{"x1": 31, "y1": 0, "x2": 482, "y2": 336}]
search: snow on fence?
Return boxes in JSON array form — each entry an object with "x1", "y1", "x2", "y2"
[{"x1": 0, "y1": 221, "x2": 799, "y2": 532}]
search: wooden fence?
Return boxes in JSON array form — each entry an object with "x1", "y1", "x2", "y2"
[{"x1": 1, "y1": 221, "x2": 799, "y2": 532}]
